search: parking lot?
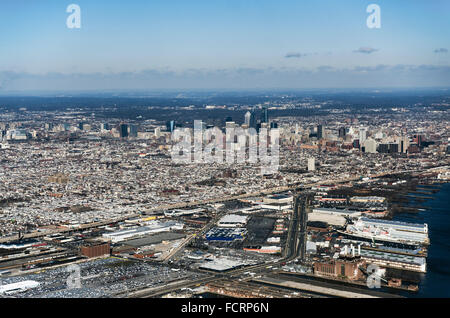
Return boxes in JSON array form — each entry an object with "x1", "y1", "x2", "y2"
[{"x1": 0, "y1": 257, "x2": 204, "y2": 298}]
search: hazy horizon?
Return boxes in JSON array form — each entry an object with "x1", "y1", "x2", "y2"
[{"x1": 1, "y1": 0, "x2": 449, "y2": 91}]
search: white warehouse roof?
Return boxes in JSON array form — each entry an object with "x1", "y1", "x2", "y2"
[
  {"x1": 0, "y1": 280, "x2": 40, "y2": 294},
  {"x1": 218, "y1": 214, "x2": 248, "y2": 226}
]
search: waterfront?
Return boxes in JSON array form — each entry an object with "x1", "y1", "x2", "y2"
[{"x1": 393, "y1": 183, "x2": 450, "y2": 297}]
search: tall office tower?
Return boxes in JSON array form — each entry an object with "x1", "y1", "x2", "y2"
[
  {"x1": 101, "y1": 123, "x2": 110, "y2": 131},
  {"x1": 413, "y1": 134, "x2": 423, "y2": 147},
  {"x1": 226, "y1": 121, "x2": 236, "y2": 139},
  {"x1": 45, "y1": 123, "x2": 54, "y2": 131},
  {"x1": 261, "y1": 107, "x2": 269, "y2": 123},
  {"x1": 317, "y1": 125, "x2": 325, "y2": 139},
  {"x1": 166, "y1": 120, "x2": 175, "y2": 133},
  {"x1": 226, "y1": 121, "x2": 236, "y2": 129},
  {"x1": 359, "y1": 127, "x2": 367, "y2": 145},
  {"x1": 256, "y1": 122, "x2": 262, "y2": 133},
  {"x1": 364, "y1": 138, "x2": 377, "y2": 153},
  {"x1": 154, "y1": 127, "x2": 161, "y2": 138},
  {"x1": 249, "y1": 109, "x2": 257, "y2": 129},
  {"x1": 399, "y1": 136, "x2": 410, "y2": 153},
  {"x1": 78, "y1": 122, "x2": 84, "y2": 130},
  {"x1": 119, "y1": 124, "x2": 129, "y2": 138},
  {"x1": 308, "y1": 158, "x2": 316, "y2": 171},
  {"x1": 244, "y1": 111, "x2": 251, "y2": 126},
  {"x1": 128, "y1": 124, "x2": 138, "y2": 138},
  {"x1": 338, "y1": 127, "x2": 346, "y2": 138},
  {"x1": 270, "y1": 122, "x2": 278, "y2": 129},
  {"x1": 378, "y1": 143, "x2": 399, "y2": 154}
]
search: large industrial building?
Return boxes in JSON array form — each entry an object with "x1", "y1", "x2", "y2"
[
  {"x1": 312, "y1": 207, "x2": 362, "y2": 218},
  {"x1": 359, "y1": 249, "x2": 427, "y2": 273},
  {"x1": 206, "y1": 227, "x2": 247, "y2": 241},
  {"x1": 80, "y1": 241, "x2": 111, "y2": 258},
  {"x1": 217, "y1": 214, "x2": 249, "y2": 228},
  {"x1": 0, "y1": 280, "x2": 40, "y2": 295},
  {"x1": 313, "y1": 258, "x2": 366, "y2": 281},
  {"x1": 350, "y1": 196, "x2": 386, "y2": 204},
  {"x1": 344, "y1": 217, "x2": 429, "y2": 246},
  {"x1": 102, "y1": 221, "x2": 184, "y2": 243},
  {"x1": 308, "y1": 207, "x2": 362, "y2": 227}
]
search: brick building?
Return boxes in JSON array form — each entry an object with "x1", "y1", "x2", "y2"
[
  {"x1": 313, "y1": 258, "x2": 366, "y2": 281},
  {"x1": 80, "y1": 242, "x2": 110, "y2": 258}
]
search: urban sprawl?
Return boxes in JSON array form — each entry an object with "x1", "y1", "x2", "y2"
[{"x1": 0, "y1": 96, "x2": 449, "y2": 298}]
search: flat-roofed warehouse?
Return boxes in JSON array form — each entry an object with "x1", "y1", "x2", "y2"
[
  {"x1": 102, "y1": 221, "x2": 184, "y2": 243},
  {"x1": 217, "y1": 214, "x2": 248, "y2": 228},
  {"x1": 263, "y1": 194, "x2": 293, "y2": 204},
  {"x1": 312, "y1": 207, "x2": 362, "y2": 218},
  {"x1": 360, "y1": 249, "x2": 427, "y2": 273},
  {"x1": 0, "y1": 280, "x2": 40, "y2": 295},
  {"x1": 307, "y1": 209, "x2": 353, "y2": 227},
  {"x1": 199, "y1": 257, "x2": 253, "y2": 272},
  {"x1": 360, "y1": 218, "x2": 428, "y2": 234},
  {"x1": 350, "y1": 196, "x2": 386, "y2": 203},
  {"x1": 125, "y1": 232, "x2": 185, "y2": 248}
]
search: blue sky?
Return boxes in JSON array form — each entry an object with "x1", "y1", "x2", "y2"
[{"x1": 0, "y1": 0, "x2": 449, "y2": 90}]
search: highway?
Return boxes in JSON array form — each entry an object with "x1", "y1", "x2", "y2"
[
  {"x1": 134, "y1": 193, "x2": 313, "y2": 297},
  {"x1": 295, "y1": 195, "x2": 310, "y2": 262}
]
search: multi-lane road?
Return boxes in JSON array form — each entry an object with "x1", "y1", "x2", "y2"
[{"x1": 134, "y1": 193, "x2": 312, "y2": 298}]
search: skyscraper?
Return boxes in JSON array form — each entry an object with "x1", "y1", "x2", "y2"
[
  {"x1": 154, "y1": 127, "x2": 161, "y2": 138},
  {"x1": 364, "y1": 138, "x2": 377, "y2": 153},
  {"x1": 317, "y1": 125, "x2": 325, "y2": 139},
  {"x1": 256, "y1": 122, "x2": 262, "y2": 133},
  {"x1": 128, "y1": 124, "x2": 138, "y2": 138},
  {"x1": 249, "y1": 109, "x2": 257, "y2": 129},
  {"x1": 101, "y1": 123, "x2": 110, "y2": 131},
  {"x1": 166, "y1": 120, "x2": 175, "y2": 133},
  {"x1": 120, "y1": 124, "x2": 128, "y2": 138},
  {"x1": 413, "y1": 134, "x2": 423, "y2": 147},
  {"x1": 244, "y1": 111, "x2": 251, "y2": 126},
  {"x1": 359, "y1": 127, "x2": 367, "y2": 145},
  {"x1": 262, "y1": 107, "x2": 269, "y2": 124},
  {"x1": 399, "y1": 136, "x2": 410, "y2": 153},
  {"x1": 338, "y1": 127, "x2": 346, "y2": 138}
]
